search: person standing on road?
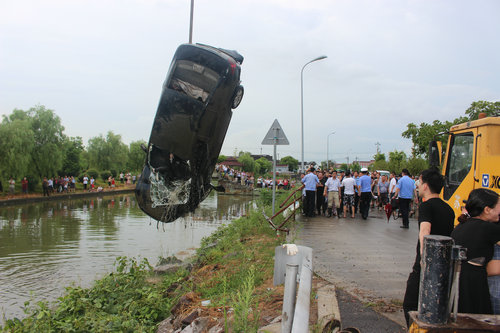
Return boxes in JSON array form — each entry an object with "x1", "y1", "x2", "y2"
[
  {"x1": 324, "y1": 170, "x2": 341, "y2": 217},
  {"x1": 301, "y1": 167, "x2": 319, "y2": 217},
  {"x1": 358, "y1": 168, "x2": 372, "y2": 220},
  {"x1": 394, "y1": 169, "x2": 416, "y2": 229},
  {"x1": 389, "y1": 172, "x2": 397, "y2": 199},
  {"x1": 402, "y1": 168, "x2": 454, "y2": 327},
  {"x1": 342, "y1": 171, "x2": 356, "y2": 219},
  {"x1": 451, "y1": 188, "x2": 500, "y2": 315},
  {"x1": 378, "y1": 175, "x2": 390, "y2": 209},
  {"x1": 316, "y1": 171, "x2": 327, "y2": 216}
]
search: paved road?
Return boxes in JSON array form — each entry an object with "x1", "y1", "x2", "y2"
[{"x1": 295, "y1": 208, "x2": 419, "y2": 327}]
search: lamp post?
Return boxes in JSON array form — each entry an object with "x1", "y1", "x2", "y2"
[
  {"x1": 327, "y1": 131, "x2": 335, "y2": 170},
  {"x1": 301, "y1": 55, "x2": 327, "y2": 173}
]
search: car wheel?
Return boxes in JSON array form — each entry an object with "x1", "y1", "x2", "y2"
[{"x1": 231, "y1": 85, "x2": 244, "y2": 109}]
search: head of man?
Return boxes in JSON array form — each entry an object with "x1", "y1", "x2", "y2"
[
  {"x1": 345, "y1": 170, "x2": 351, "y2": 177},
  {"x1": 332, "y1": 171, "x2": 337, "y2": 179},
  {"x1": 418, "y1": 168, "x2": 444, "y2": 198},
  {"x1": 390, "y1": 172, "x2": 395, "y2": 179},
  {"x1": 353, "y1": 171, "x2": 359, "y2": 178},
  {"x1": 402, "y1": 168, "x2": 410, "y2": 176},
  {"x1": 381, "y1": 175, "x2": 387, "y2": 182}
]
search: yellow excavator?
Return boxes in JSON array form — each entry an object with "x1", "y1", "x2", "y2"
[{"x1": 429, "y1": 113, "x2": 500, "y2": 225}]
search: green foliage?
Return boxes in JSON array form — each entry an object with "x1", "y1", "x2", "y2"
[
  {"x1": 1, "y1": 257, "x2": 183, "y2": 332},
  {"x1": 100, "y1": 171, "x2": 112, "y2": 181},
  {"x1": 254, "y1": 157, "x2": 272, "y2": 175},
  {"x1": 406, "y1": 156, "x2": 428, "y2": 176},
  {"x1": 217, "y1": 155, "x2": 227, "y2": 163},
  {"x1": 465, "y1": 100, "x2": 500, "y2": 119},
  {"x1": 87, "y1": 131, "x2": 128, "y2": 172},
  {"x1": 61, "y1": 136, "x2": 85, "y2": 176},
  {"x1": 231, "y1": 266, "x2": 260, "y2": 332},
  {"x1": 127, "y1": 140, "x2": 147, "y2": 172},
  {"x1": 350, "y1": 161, "x2": 361, "y2": 172},
  {"x1": 280, "y1": 156, "x2": 299, "y2": 172},
  {"x1": 238, "y1": 152, "x2": 255, "y2": 172},
  {"x1": 401, "y1": 100, "x2": 499, "y2": 157},
  {"x1": 371, "y1": 153, "x2": 389, "y2": 172},
  {"x1": 86, "y1": 169, "x2": 99, "y2": 181},
  {"x1": 388, "y1": 150, "x2": 407, "y2": 174},
  {"x1": 0, "y1": 117, "x2": 33, "y2": 178}
]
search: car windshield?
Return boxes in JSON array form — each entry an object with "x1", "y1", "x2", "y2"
[{"x1": 168, "y1": 60, "x2": 220, "y2": 103}]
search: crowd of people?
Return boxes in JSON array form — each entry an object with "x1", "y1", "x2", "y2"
[
  {"x1": 300, "y1": 165, "x2": 419, "y2": 224},
  {"x1": 1, "y1": 172, "x2": 139, "y2": 199}
]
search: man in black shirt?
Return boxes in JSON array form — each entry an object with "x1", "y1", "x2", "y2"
[{"x1": 402, "y1": 168, "x2": 455, "y2": 327}]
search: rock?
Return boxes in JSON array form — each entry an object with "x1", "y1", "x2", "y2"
[
  {"x1": 180, "y1": 317, "x2": 211, "y2": 333},
  {"x1": 208, "y1": 323, "x2": 224, "y2": 333},
  {"x1": 181, "y1": 308, "x2": 200, "y2": 325},
  {"x1": 170, "y1": 292, "x2": 196, "y2": 316},
  {"x1": 156, "y1": 316, "x2": 175, "y2": 333},
  {"x1": 154, "y1": 262, "x2": 192, "y2": 275}
]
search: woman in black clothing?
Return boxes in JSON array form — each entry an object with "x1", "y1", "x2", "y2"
[{"x1": 451, "y1": 188, "x2": 500, "y2": 314}]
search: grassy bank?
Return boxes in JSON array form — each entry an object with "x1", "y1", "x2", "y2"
[{"x1": 1, "y1": 190, "x2": 292, "y2": 332}]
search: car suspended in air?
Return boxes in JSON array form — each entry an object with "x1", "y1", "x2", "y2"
[{"x1": 135, "y1": 43, "x2": 244, "y2": 222}]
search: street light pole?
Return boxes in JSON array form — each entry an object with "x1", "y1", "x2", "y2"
[
  {"x1": 301, "y1": 55, "x2": 327, "y2": 173},
  {"x1": 327, "y1": 131, "x2": 335, "y2": 170}
]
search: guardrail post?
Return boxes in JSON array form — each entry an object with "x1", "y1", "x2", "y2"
[
  {"x1": 282, "y1": 264, "x2": 298, "y2": 333},
  {"x1": 291, "y1": 255, "x2": 313, "y2": 333}
]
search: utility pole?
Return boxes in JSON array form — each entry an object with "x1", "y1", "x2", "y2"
[
  {"x1": 375, "y1": 142, "x2": 381, "y2": 154},
  {"x1": 189, "y1": 0, "x2": 194, "y2": 44}
]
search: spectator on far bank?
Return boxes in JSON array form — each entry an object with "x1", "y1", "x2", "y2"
[{"x1": 21, "y1": 177, "x2": 28, "y2": 196}]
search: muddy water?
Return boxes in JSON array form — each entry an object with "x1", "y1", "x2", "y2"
[{"x1": 0, "y1": 192, "x2": 254, "y2": 322}]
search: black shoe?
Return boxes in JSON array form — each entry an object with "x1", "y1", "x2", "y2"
[{"x1": 400, "y1": 225, "x2": 409, "y2": 229}]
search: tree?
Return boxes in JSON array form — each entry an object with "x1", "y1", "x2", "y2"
[
  {"x1": 217, "y1": 155, "x2": 227, "y2": 163},
  {"x1": 87, "y1": 131, "x2": 129, "y2": 172},
  {"x1": 371, "y1": 153, "x2": 389, "y2": 171},
  {"x1": 0, "y1": 115, "x2": 34, "y2": 179},
  {"x1": 280, "y1": 156, "x2": 299, "y2": 172},
  {"x1": 61, "y1": 136, "x2": 85, "y2": 176},
  {"x1": 388, "y1": 150, "x2": 407, "y2": 174},
  {"x1": 350, "y1": 161, "x2": 361, "y2": 172},
  {"x1": 402, "y1": 100, "x2": 499, "y2": 157},
  {"x1": 29, "y1": 105, "x2": 66, "y2": 178},
  {"x1": 237, "y1": 152, "x2": 255, "y2": 172},
  {"x1": 465, "y1": 100, "x2": 500, "y2": 119},
  {"x1": 255, "y1": 157, "x2": 272, "y2": 175},
  {"x1": 406, "y1": 156, "x2": 428, "y2": 176},
  {"x1": 127, "y1": 140, "x2": 147, "y2": 172},
  {"x1": 0, "y1": 105, "x2": 65, "y2": 179}
]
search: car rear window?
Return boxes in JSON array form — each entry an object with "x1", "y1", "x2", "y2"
[{"x1": 168, "y1": 60, "x2": 220, "y2": 103}]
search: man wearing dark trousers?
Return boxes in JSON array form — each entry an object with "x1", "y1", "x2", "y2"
[
  {"x1": 402, "y1": 168, "x2": 454, "y2": 327},
  {"x1": 395, "y1": 169, "x2": 416, "y2": 228},
  {"x1": 301, "y1": 167, "x2": 319, "y2": 217},
  {"x1": 358, "y1": 168, "x2": 372, "y2": 219}
]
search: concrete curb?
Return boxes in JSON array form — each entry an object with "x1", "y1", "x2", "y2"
[{"x1": 317, "y1": 284, "x2": 342, "y2": 331}]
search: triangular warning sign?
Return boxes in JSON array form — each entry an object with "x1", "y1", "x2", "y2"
[{"x1": 261, "y1": 119, "x2": 289, "y2": 145}]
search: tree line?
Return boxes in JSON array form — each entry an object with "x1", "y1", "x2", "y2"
[{"x1": 0, "y1": 105, "x2": 146, "y2": 188}]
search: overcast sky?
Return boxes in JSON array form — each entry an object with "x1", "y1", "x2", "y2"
[{"x1": 1, "y1": 0, "x2": 499, "y2": 164}]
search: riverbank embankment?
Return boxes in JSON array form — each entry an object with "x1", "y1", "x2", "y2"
[{"x1": 0, "y1": 186, "x2": 135, "y2": 207}]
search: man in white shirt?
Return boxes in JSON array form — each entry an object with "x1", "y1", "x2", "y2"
[
  {"x1": 341, "y1": 171, "x2": 357, "y2": 218},
  {"x1": 389, "y1": 172, "x2": 397, "y2": 198},
  {"x1": 324, "y1": 170, "x2": 341, "y2": 217}
]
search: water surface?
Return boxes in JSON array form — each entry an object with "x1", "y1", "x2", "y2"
[{"x1": 0, "y1": 192, "x2": 254, "y2": 321}]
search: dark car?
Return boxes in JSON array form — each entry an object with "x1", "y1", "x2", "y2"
[{"x1": 135, "y1": 43, "x2": 244, "y2": 222}]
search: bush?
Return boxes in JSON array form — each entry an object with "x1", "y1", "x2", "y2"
[
  {"x1": 26, "y1": 175, "x2": 39, "y2": 192},
  {"x1": 86, "y1": 169, "x2": 99, "y2": 180},
  {"x1": 110, "y1": 169, "x2": 117, "y2": 178},
  {"x1": 100, "y1": 171, "x2": 112, "y2": 181}
]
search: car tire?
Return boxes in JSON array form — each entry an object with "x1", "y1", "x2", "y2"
[{"x1": 231, "y1": 85, "x2": 244, "y2": 109}]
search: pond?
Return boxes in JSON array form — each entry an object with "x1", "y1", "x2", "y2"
[{"x1": 0, "y1": 192, "x2": 254, "y2": 322}]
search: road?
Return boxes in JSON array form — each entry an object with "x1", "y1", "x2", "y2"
[{"x1": 295, "y1": 208, "x2": 419, "y2": 328}]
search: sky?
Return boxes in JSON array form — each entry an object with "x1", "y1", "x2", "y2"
[{"x1": 1, "y1": 0, "x2": 499, "y2": 165}]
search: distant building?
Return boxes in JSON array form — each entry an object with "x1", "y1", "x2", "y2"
[
  {"x1": 275, "y1": 164, "x2": 290, "y2": 174},
  {"x1": 220, "y1": 156, "x2": 243, "y2": 169}
]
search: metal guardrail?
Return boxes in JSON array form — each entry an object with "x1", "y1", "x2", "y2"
[{"x1": 263, "y1": 185, "x2": 304, "y2": 233}]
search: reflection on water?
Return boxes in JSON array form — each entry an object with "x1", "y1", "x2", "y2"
[{"x1": 0, "y1": 192, "x2": 254, "y2": 322}]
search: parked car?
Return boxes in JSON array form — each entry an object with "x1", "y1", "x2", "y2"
[{"x1": 135, "y1": 43, "x2": 244, "y2": 222}]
